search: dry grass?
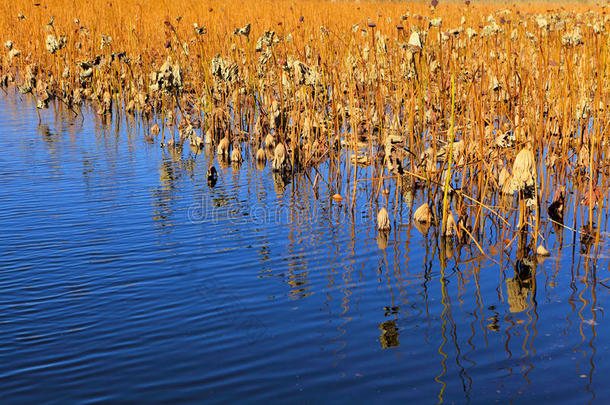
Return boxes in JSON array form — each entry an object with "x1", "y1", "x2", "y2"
[{"x1": 1, "y1": 0, "x2": 609, "y2": 255}]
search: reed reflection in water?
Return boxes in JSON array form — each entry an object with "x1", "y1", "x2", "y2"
[{"x1": 1, "y1": 93, "x2": 610, "y2": 403}]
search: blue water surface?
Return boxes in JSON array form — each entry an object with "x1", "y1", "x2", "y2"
[{"x1": 1, "y1": 92, "x2": 609, "y2": 403}]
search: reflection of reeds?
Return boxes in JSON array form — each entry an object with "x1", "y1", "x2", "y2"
[
  {"x1": 379, "y1": 320, "x2": 399, "y2": 349},
  {"x1": 506, "y1": 277, "x2": 530, "y2": 313}
]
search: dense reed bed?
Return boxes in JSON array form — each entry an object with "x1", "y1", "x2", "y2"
[{"x1": 1, "y1": 0, "x2": 609, "y2": 259}]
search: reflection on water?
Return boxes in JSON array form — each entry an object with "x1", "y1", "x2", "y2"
[
  {"x1": 379, "y1": 320, "x2": 399, "y2": 349},
  {"x1": 1, "y1": 94, "x2": 610, "y2": 403},
  {"x1": 507, "y1": 257, "x2": 535, "y2": 314}
]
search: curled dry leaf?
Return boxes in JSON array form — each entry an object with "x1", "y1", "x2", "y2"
[
  {"x1": 272, "y1": 143, "x2": 288, "y2": 172},
  {"x1": 217, "y1": 137, "x2": 230, "y2": 157},
  {"x1": 377, "y1": 207, "x2": 391, "y2": 231},
  {"x1": 414, "y1": 203, "x2": 433, "y2": 223},
  {"x1": 264, "y1": 133, "x2": 275, "y2": 149},
  {"x1": 511, "y1": 143, "x2": 536, "y2": 192},
  {"x1": 255, "y1": 148, "x2": 266, "y2": 162},
  {"x1": 444, "y1": 212, "x2": 457, "y2": 237},
  {"x1": 408, "y1": 31, "x2": 422, "y2": 50},
  {"x1": 536, "y1": 245, "x2": 550, "y2": 256},
  {"x1": 230, "y1": 144, "x2": 243, "y2": 162}
]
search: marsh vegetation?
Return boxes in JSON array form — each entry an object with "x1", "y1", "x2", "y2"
[
  {"x1": 2, "y1": 2, "x2": 610, "y2": 401},
  {"x1": 1, "y1": 0, "x2": 610, "y2": 261}
]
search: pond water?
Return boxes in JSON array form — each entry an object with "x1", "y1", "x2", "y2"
[{"x1": 1, "y1": 91, "x2": 610, "y2": 403}]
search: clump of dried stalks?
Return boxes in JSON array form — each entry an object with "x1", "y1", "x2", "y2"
[{"x1": 1, "y1": 0, "x2": 609, "y2": 255}]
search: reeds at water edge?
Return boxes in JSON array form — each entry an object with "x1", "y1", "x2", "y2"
[{"x1": 1, "y1": 0, "x2": 610, "y2": 258}]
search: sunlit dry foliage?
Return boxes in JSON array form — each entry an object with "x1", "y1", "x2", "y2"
[{"x1": 1, "y1": 0, "x2": 609, "y2": 254}]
